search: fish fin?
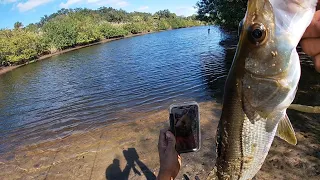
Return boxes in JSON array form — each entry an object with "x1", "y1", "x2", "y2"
[{"x1": 276, "y1": 114, "x2": 297, "y2": 145}]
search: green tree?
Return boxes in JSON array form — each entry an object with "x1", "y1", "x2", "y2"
[
  {"x1": 0, "y1": 29, "x2": 45, "y2": 65},
  {"x1": 129, "y1": 12, "x2": 153, "y2": 22},
  {"x1": 75, "y1": 20, "x2": 102, "y2": 45},
  {"x1": 99, "y1": 23, "x2": 128, "y2": 38},
  {"x1": 25, "y1": 23, "x2": 39, "y2": 33},
  {"x1": 98, "y1": 7, "x2": 128, "y2": 23},
  {"x1": 188, "y1": 14, "x2": 198, "y2": 21},
  {"x1": 196, "y1": 0, "x2": 247, "y2": 29},
  {"x1": 155, "y1": 9, "x2": 175, "y2": 19},
  {"x1": 42, "y1": 16, "x2": 78, "y2": 51},
  {"x1": 14, "y1": 22, "x2": 23, "y2": 29},
  {"x1": 157, "y1": 20, "x2": 171, "y2": 30},
  {"x1": 124, "y1": 22, "x2": 146, "y2": 34}
]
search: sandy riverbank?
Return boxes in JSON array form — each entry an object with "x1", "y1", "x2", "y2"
[
  {"x1": 0, "y1": 31, "x2": 159, "y2": 76},
  {"x1": 0, "y1": 101, "x2": 319, "y2": 180},
  {"x1": 0, "y1": 101, "x2": 220, "y2": 180}
]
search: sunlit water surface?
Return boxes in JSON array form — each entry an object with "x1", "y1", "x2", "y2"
[{"x1": 0, "y1": 26, "x2": 319, "y2": 154}]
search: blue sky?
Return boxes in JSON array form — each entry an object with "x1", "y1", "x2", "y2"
[{"x1": 0, "y1": 0, "x2": 199, "y2": 29}]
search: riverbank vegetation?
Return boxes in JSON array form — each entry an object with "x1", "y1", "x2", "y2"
[
  {"x1": 0, "y1": 8, "x2": 201, "y2": 66},
  {"x1": 196, "y1": 0, "x2": 247, "y2": 29}
]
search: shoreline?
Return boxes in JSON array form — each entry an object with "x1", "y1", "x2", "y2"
[
  {"x1": 0, "y1": 101, "x2": 319, "y2": 179},
  {"x1": 0, "y1": 101, "x2": 221, "y2": 180},
  {"x1": 0, "y1": 29, "x2": 168, "y2": 76}
]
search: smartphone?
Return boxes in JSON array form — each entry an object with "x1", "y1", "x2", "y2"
[{"x1": 169, "y1": 102, "x2": 201, "y2": 154}]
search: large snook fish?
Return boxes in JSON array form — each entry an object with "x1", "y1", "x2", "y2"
[{"x1": 210, "y1": 0, "x2": 318, "y2": 179}]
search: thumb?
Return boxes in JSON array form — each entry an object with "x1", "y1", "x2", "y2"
[{"x1": 166, "y1": 131, "x2": 176, "y2": 149}]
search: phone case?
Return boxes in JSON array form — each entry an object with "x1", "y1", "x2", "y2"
[{"x1": 169, "y1": 102, "x2": 201, "y2": 153}]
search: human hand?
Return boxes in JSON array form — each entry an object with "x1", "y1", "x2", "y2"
[
  {"x1": 301, "y1": 3, "x2": 320, "y2": 72},
  {"x1": 157, "y1": 129, "x2": 181, "y2": 180}
]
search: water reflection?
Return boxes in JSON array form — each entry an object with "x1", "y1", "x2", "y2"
[{"x1": 200, "y1": 49, "x2": 234, "y2": 103}]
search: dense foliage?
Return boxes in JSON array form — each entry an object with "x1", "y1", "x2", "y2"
[
  {"x1": 196, "y1": 0, "x2": 247, "y2": 29},
  {"x1": 0, "y1": 30, "x2": 46, "y2": 65},
  {"x1": 0, "y1": 7, "x2": 202, "y2": 66}
]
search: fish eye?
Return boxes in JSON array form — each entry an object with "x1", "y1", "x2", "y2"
[
  {"x1": 252, "y1": 29, "x2": 262, "y2": 39},
  {"x1": 249, "y1": 23, "x2": 267, "y2": 45}
]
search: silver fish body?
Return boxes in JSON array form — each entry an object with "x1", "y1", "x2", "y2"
[{"x1": 212, "y1": 0, "x2": 317, "y2": 179}]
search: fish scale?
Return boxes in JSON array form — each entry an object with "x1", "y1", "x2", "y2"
[{"x1": 240, "y1": 115, "x2": 277, "y2": 180}]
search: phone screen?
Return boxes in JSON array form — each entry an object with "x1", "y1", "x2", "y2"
[{"x1": 170, "y1": 103, "x2": 200, "y2": 153}]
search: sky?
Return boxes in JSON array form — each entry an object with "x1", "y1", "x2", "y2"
[{"x1": 0, "y1": 0, "x2": 199, "y2": 29}]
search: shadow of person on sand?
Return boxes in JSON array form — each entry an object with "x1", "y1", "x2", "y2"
[
  {"x1": 105, "y1": 159, "x2": 125, "y2": 179},
  {"x1": 106, "y1": 148, "x2": 156, "y2": 180}
]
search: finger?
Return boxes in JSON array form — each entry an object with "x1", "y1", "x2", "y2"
[
  {"x1": 300, "y1": 38, "x2": 320, "y2": 56},
  {"x1": 302, "y1": 11, "x2": 320, "y2": 38},
  {"x1": 314, "y1": 54, "x2": 320, "y2": 72},
  {"x1": 165, "y1": 131, "x2": 176, "y2": 151},
  {"x1": 158, "y1": 129, "x2": 167, "y2": 153},
  {"x1": 178, "y1": 154, "x2": 182, "y2": 165}
]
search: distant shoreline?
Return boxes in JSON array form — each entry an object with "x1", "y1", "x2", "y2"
[{"x1": 0, "y1": 28, "x2": 175, "y2": 76}]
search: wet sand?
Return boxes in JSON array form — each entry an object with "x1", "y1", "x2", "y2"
[{"x1": 0, "y1": 101, "x2": 319, "y2": 180}]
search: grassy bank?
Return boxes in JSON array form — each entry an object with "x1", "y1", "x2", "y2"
[{"x1": 0, "y1": 8, "x2": 202, "y2": 71}]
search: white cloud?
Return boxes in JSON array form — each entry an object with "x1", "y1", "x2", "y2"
[
  {"x1": 115, "y1": 0, "x2": 127, "y2": 7},
  {"x1": 175, "y1": 7, "x2": 197, "y2": 17},
  {"x1": 138, "y1": 5, "x2": 149, "y2": 11},
  {"x1": 60, "y1": 0, "x2": 82, "y2": 8},
  {"x1": 59, "y1": 0, "x2": 129, "y2": 8},
  {"x1": 17, "y1": 0, "x2": 52, "y2": 12}
]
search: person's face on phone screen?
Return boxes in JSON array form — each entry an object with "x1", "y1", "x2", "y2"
[
  {"x1": 175, "y1": 112, "x2": 192, "y2": 137},
  {"x1": 172, "y1": 105, "x2": 198, "y2": 152}
]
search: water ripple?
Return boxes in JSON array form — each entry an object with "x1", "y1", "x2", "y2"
[
  {"x1": 0, "y1": 26, "x2": 230, "y2": 153},
  {"x1": 3, "y1": 26, "x2": 318, "y2": 154}
]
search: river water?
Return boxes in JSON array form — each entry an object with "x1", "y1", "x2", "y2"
[{"x1": 0, "y1": 26, "x2": 319, "y2": 154}]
